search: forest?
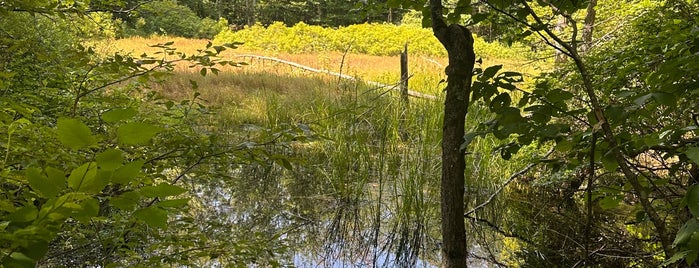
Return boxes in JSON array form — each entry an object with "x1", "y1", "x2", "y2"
[{"x1": 0, "y1": 0, "x2": 697, "y2": 267}]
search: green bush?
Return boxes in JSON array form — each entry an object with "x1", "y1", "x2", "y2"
[
  {"x1": 198, "y1": 17, "x2": 228, "y2": 39},
  {"x1": 128, "y1": 0, "x2": 226, "y2": 39},
  {"x1": 214, "y1": 21, "x2": 534, "y2": 59},
  {"x1": 136, "y1": 0, "x2": 200, "y2": 37}
]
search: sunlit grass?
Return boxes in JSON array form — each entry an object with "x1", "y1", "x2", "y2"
[{"x1": 101, "y1": 36, "x2": 545, "y2": 97}]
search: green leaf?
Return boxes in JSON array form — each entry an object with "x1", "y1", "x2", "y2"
[
  {"x1": 470, "y1": 12, "x2": 489, "y2": 24},
  {"x1": 481, "y1": 65, "x2": 503, "y2": 80},
  {"x1": 4, "y1": 252, "x2": 36, "y2": 268},
  {"x1": 601, "y1": 152, "x2": 619, "y2": 171},
  {"x1": 538, "y1": 124, "x2": 562, "y2": 138},
  {"x1": 489, "y1": 93, "x2": 511, "y2": 113},
  {"x1": 547, "y1": 89, "x2": 574, "y2": 103},
  {"x1": 652, "y1": 92, "x2": 677, "y2": 106},
  {"x1": 96, "y1": 149, "x2": 123, "y2": 171},
  {"x1": 688, "y1": 251, "x2": 699, "y2": 265},
  {"x1": 68, "y1": 162, "x2": 98, "y2": 193},
  {"x1": 674, "y1": 218, "x2": 699, "y2": 247},
  {"x1": 92, "y1": 170, "x2": 113, "y2": 193},
  {"x1": 26, "y1": 168, "x2": 61, "y2": 198},
  {"x1": 73, "y1": 197, "x2": 99, "y2": 223},
  {"x1": 45, "y1": 167, "x2": 67, "y2": 188},
  {"x1": 687, "y1": 185, "x2": 699, "y2": 217},
  {"x1": 662, "y1": 251, "x2": 689, "y2": 267},
  {"x1": 8, "y1": 206, "x2": 38, "y2": 223},
  {"x1": 102, "y1": 108, "x2": 137, "y2": 123},
  {"x1": 599, "y1": 195, "x2": 622, "y2": 210},
  {"x1": 686, "y1": 147, "x2": 699, "y2": 165},
  {"x1": 278, "y1": 158, "x2": 293, "y2": 170},
  {"x1": 134, "y1": 207, "x2": 168, "y2": 228},
  {"x1": 157, "y1": 198, "x2": 190, "y2": 208},
  {"x1": 0, "y1": 198, "x2": 15, "y2": 213},
  {"x1": 57, "y1": 118, "x2": 96, "y2": 150},
  {"x1": 140, "y1": 183, "x2": 187, "y2": 198},
  {"x1": 112, "y1": 160, "x2": 144, "y2": 184},
  {"x1": 555, "y1": 139, "x2": 573, "y2": 153},
  {"x1": 21, "y1": 239, "x2": 49, "y2": 260},
  {"x1": 634, "y1": 93, "x2": 653, "y2": 106},
  {"x1": 117, "y1": 122, "x2": 164, "y2": 145},
  {"x1": 110, "y1": 191, "x2": 140, "y2": 211}
]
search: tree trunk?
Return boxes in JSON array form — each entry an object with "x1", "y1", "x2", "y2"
[
  {"x1": 554, "y1": 15, "x2": 567, "y2": 62},
  {"x1": 429, "y1": 1, "x2": 476, "y2": 267},
  {"x1": 244, "y1": 0, "x2": 256, "y2": 26},
  {"x1": 582, "y1": 0, "x2": 597, "y2": 52}
]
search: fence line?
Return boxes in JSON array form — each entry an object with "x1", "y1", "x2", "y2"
[{"x1": 234, "y1": 54, "x2": 438, "y2": 100}]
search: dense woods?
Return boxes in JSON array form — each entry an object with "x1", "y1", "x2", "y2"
[{"x1": 1, "y1": 0, "x2": 698, "y2": 267}]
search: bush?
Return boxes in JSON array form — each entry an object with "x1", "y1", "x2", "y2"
[
  {"x1": 198, "y1": 17, "x2": 228, "y2": 39},
  {"x1": 136, "y1": 0, "x2": 200, "y2": 37},
  {"x1": 214, "y1": 22, "x2": 534, "y2": 59},
  {"x1": 128, "y1": 0, "x2": 226, "y2": 39}
]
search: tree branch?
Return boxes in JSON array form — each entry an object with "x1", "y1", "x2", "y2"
[{"x1": 465, "y1": 147, "x2": 554, "y2": 216}]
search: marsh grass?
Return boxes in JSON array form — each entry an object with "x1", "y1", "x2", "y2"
[{"x1": 107, "y1": 36, "x2": 539, "y2": 266}]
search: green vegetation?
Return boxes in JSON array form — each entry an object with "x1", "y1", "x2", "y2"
[
  {"x1": 215, "y1": 21, "x2": 536, "y2": 59},
  {"x1": 1, "y1": 0, "x2": 698, "y2": 267},
  {"x1": 123, "y1": 0, "x2": 228, "y2": 39}
]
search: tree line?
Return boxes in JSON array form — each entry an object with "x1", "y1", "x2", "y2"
[{"x1": 101, "y1": 0, "x2": 407, "y2": 38}]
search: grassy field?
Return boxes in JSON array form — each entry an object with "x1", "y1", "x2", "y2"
[{"x1": 103, "y1": 35, "x2": 543, "y2": 96}]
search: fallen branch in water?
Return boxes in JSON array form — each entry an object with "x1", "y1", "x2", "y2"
[{"x1": 234, "y1": 54, "x2": 438, "y2": 100}]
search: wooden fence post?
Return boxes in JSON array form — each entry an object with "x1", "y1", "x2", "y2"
[{"x1": 400, "y1": 43, "x2": 409, "y2": 141}]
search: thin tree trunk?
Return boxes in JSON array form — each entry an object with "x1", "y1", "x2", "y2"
[
  {"x1": 244, "y1": 0, "x2": 256, "y2": 26},
  {"x1": 429, "y1": 0, "x2": 476, "y2": 267},
  {"x1": 554, "y1": 15, "x2": 567, "y2": 62},
  {"x1": 582, "y1": 0, "x2": 597, "y2": 52}
]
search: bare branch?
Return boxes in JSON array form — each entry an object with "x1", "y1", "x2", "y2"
[{"x1": 465, "y1": 147, "x2": 555, "y2": 217}]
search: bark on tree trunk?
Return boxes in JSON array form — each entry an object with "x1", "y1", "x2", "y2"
[
  {"x1": 582, "y1": 0, "x2": 597, "y2": 53},
  {"x1": 554, "y1": 15, "x2": 567, "y2": 62},
  {"x1": 244, "y1": 0, "x2": 256, "y2": 26},
  {"x1": 429, "y1": 1, "x2": 476, "y2": 267}
]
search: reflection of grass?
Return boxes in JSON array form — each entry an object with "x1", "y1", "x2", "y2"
[{"x1": 108, "y1": 36, "x2": 539, "y2": 266}]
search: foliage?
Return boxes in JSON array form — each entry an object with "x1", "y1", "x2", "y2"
[
  {"x1": 0, "y1": 2, "x2": 301, "y2": 267},
  {"x1": 257, "y1": 0, "x2": 406, "y2": 26},
  {"x1": 126, "y1": 0, "x2": 227, "y2": 39},
  {"x1": 215, "y1": 21, "x2": 534, "y2": 59}
]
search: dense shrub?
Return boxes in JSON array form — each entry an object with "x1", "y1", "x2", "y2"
[
  {"x1": 129, "y1": 0, "x2": 227, "y2": 39},
  {"x1": 214, "y1": 22, "x2": 534, "y2": 59}
]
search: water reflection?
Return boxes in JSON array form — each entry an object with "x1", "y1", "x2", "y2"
[
  {"x1": 188, "y1": 92, "x2": 503, "y2": 267},
  {"x1": 192, "y1": 155, "x2": 444, "y2": 267}
]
